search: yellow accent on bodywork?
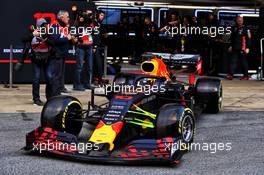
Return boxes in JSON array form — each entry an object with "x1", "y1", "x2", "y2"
[
  {"x1": 128, "y1": 105, "x2": 156, "y2": 119},
  {"x1": 141, "y1": 58, "x2": 171, "y2": 80},
  {"x1": 141, "y1": 60, "x2": 159, "y2": 76},
  {"x1": 126, "y1": 118, "x2": 154, "y2": 128},
  {"x1": 89, "y1": 124, "x2": 116, "y2": 151}
]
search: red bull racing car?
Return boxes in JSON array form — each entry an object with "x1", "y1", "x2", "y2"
[{"x1": 25, "y1": 54, "x2": 223, "y2": 165}]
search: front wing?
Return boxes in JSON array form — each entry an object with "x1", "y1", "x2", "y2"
[{"x1": 25, "y1": 127, "x2": 185, "y2": 165}]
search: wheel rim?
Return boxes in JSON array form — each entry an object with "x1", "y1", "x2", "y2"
[
  {"x1": 65, "y1": 102, "x2": 83, "y2": 135},
  {"x1": 182, "y1": 115, "x2": 193, "y2": 142}
]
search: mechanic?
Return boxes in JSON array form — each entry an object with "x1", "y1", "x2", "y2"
[
  {"x1": 73, "y1": 10, "x2": 94, "y2": 91},
  {"x1": 15, "y1": 18, "x2": 52, "y2": 106},
  {"x1": 160, "y1": 12, "x2": 181, "y2": 53},
  {"x1": 191, "y1": 15, "x2": 198, "y2": 26},
  {"x1": 114, "y1": 17, "x2": 129, "y2": 63},
  {"x1": 180, "y1": 15, "x2": 194, "y2": 54},
  {"x1": 205, "y1": 13, "x2": 220, "y2": 75},
  {"x1": 130, "y1": 15, "x2": 144, "y2": 65},
  {"x1": 93, "y1": 10, "x2": 106, "y2": 85},
  {"x1": 48, "y1": 10, "x2": 75, "y2": 97},
  {"x1": 227, "y1": 15, "x2": 251, "y2": 80},
  {"x1": 143, "y1": 16, "x2": 159, "y2": 52}
]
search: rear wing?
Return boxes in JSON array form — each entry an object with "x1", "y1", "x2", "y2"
[{"x1": 141, "y1": 52, "x2": 202, "y2": 75}]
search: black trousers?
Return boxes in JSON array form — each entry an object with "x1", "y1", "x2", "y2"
[
  {"x1": 59, "y1": 58, "x2": 65, "y2": 91},
  {"x1": 32, "y1": 61, "x2": 48, "y2": 102},
  {"x1": 229, "y1": 50, "x2": 248, "y2": 76},
  {"x1": 94, "y1": 47, "x2": 105, "y2": 79},
  {"x1": 46, "y1": 58, "x2": 64, "y2": 99}
]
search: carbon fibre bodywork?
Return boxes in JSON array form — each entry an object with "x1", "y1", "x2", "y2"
[{"x1": 25, "y1": 127, "x2": 184, "y2": 165}]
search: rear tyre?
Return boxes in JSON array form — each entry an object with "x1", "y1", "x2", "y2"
[
  {"x1": 195, "y1": 78, "x2": 223, "y2": 114},
  {"x1": 41, "y1": 96, "x2": 83, "y2": 136},
  {"x1": 205, "y1": 84, "x2": 222, "y2": 113},
  {"x1": 156, "y1": 104, "x2": 195, "y2": 144}
]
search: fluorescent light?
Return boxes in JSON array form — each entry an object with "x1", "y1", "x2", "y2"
[
  {"x1": 95, "y1": 1, "x2": 169, "y2": 5},
  {"x1": 95, "y1": 3, "x2": 127, "y2": 6},
  {"x1": 95, "y1": 2, "x2": 258, "y2": 12},
  {"x1": 95, "y1": 1, "x2": 131, "y2": 4},
  {"x1": 240, "y1": 14, "x2": 259, "y2": 17},
  {"x1": 219, "y1": 7, "x2": 259, "y2": 11},
  {"x1": 95, "y1": 2, "x2": 258, "y2": 14}
]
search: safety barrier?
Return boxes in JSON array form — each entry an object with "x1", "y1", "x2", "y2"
[{"x1": 4, "y1": 45, "x2": 108, "y2": 86}]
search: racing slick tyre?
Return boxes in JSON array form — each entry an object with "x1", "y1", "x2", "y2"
[
  {"x1": 195, "y1": 78, "x2": 223, "y2": 114},
  {"x1": 41, "y1": 96, "x2": 83, "y2": 136},
  {"x1": 156, "y1": 104, "x2": 195, "y2": 144}
]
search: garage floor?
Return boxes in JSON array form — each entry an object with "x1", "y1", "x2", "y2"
[{"x1": 0, "y1": 80, "x2": 264, "y2": 113}]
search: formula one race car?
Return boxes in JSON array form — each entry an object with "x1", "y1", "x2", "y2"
[{"x1": 25, "y1": 54, "x2": 223, "y2": 166}]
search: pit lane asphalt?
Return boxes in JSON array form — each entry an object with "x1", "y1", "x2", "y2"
[{"x1": 0, "y1": 111, "x2": 263, "y2": 175}]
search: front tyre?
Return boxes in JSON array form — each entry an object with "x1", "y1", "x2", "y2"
[
  {"x1": 41, "y1": 96, "x2": 83, "y2": 136},
  {"x1": 156, "y1": 104, "x2": 195, "y2": 144}
]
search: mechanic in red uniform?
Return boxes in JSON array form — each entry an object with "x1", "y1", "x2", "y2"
[
  {"x1": 15, "y1": 18, "x2": 52, "y2": 106},
  {"x1": 227, "y1": 15, "x2": 251, "y2": 80}
]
